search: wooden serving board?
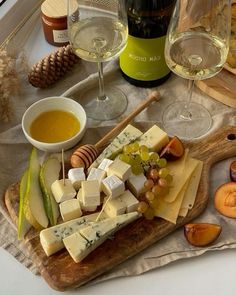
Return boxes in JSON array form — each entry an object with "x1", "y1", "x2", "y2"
[
  {"x1": 196, "y1": 69, "x2": 236, "y2": 108},
  {"x1": 4, "y1": 125, "x2": 236, "y2": 291}
]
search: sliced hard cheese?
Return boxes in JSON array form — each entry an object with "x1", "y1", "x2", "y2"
[
  {"x1": 39, "y1": 212, "x2": 107, "y2": 256},
  {"x1": 89, "y1": 125, "x2": 143, "y2": 169},
  {"x1": 163, "y1": 150, "x2": 190, "y2": 203},
  {"x1": 63, "y1": 212, "x2": 139, "y2": 263},
  {"x1": 137, "y1": 125, "x2": 169, "y2": 152},
  {"x1": 179, "y1": 160, "x2": 203, "y2": 217}
]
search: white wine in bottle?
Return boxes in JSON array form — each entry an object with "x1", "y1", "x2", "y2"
[{"x1": 120, "y1": 0, "x2": 176, "y2": 88}]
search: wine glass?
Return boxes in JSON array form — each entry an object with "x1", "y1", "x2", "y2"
[
  {"x1": 162, "y1": 0, "x2": 231, "y2": 139},
  {"x1": 68, "y1": 0, "x2": 128, "y2": 121}
]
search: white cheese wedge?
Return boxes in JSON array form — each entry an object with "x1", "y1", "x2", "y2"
[
  {"x1": 77, "y1": 189, "x2": 97, "y2": 212},
  {"x1": 120, "y1": 190, "x2": 139, "y2": 213},
  {"x1": 103, "y1": 196, "x2": 126, "y2": 217},
  {"x1": 107, "y1": 158, "x2": 132, "y2": 182},
  {"x1": 39, "y1": 212, "x2": 107, "y2": 256},
  {"x1": 127, "y1": 173, "x2": 147, "y2": 197},
  {"x1": 63, "y1": 212, "x2": 139, "y2": 263},
  {"x1": 51, "y1": 179, "x2": 76, "y2": 203},
  {"x1": 89, "y1": 125, "x2": 143, "y2": 169},
  {"x1": 179, "y1": 160, "x2": 203, "y2": 217},
  {"x1": 68, "y1": 168, "x2": 86, "y2": 190},
  {"x1": 81, "y1": 180, "x2": 100, "y2": 207},
  {"x1": 102, "y1": 175, "x2": 125, "y2": 198},
  {"x1": 59, "y1": 198, "x2": 82, "y2": 222},
  {"x1": 137, "y1": 125, "x2": 169, "y2": 152},
  {"x1": 87, "y1": 168, "x2": 106, "y2": 191},
  {"x1": 98, "y1": 158, "x2": 114, "y2": 173}
]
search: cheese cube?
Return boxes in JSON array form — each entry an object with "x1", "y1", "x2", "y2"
[
  {"x1": 137, "y1": 125, "x2": 169, "y2": 152},
  {"x1": 77, "y1": 189, "x2": 97, "y2": 212},
  {"x1": 120, "y1": 190, "x2": 139, "y2": 213},
  {"x1": 81, "y1": 180, "x2": 100, "y2": 207},
  {"x1": 98, "y1": 158, "x2": 113, "y2": 172},
  {"x1": 103, "y1": 196, "x2": 126, "y2": 217},
  {"x1": 51, "y1": 179, "x2": 76, "y2": 203},
  {"x1": 127, "y1": 173, "x2": 147, "y2": 197},
  {"x1": 68, "y1": 168, "x2": 86, "y2": 190},
  {"x1": 102, "y1": 175, "x2": 125, "y2": 198},
  {"x1": 107, "y1": 158, "x2": 132, "y2": 182},
  {"x1": 59, "y1": 199, "x2": 82, "y2": 221},
  {"x1": 87, "y1": 168, "x2": 106, "y2": 190}
]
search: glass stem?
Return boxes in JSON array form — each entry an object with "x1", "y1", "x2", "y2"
[
  {"x1": 180, "y1": 79, "x2": 194, "y2": 120},
  {"x1": 97, "y1": 62, "x2": 106, "y2": 101}
]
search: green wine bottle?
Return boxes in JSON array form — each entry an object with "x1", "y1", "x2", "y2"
[{"x1": 120, "y1": 0, "x2": 176, "y2": 87}]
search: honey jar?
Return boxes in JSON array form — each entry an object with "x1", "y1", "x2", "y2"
[{"x1": 41, "y1": 0, "x2": 69, "y2": 46}]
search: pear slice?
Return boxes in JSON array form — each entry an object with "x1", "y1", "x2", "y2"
[
  {"x1": 17, "y1": 170, "x2": 31, "y2": 240},
  {"x1": 39, "y1": 158, "x2": 61, "y2": 226},
  {"x1": 24, "y1": 148, "x2": 48, "y2": 229}
]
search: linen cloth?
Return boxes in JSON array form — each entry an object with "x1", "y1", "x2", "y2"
[{"x1": 0, "y1": 8, "x2": 236, "y2": 285}]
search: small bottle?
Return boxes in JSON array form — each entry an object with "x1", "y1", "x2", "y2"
[
  {"x1": 120, "y1": 0, "x2": 176, "y2": 87},
  {"x1": 41, "y1": 0, "x2": 69, "y2": 47}
]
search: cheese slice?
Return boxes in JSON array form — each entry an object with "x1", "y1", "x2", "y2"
[
  {"x1": 63, "y1": 212, "x2": 139, "y2": 263},
  {"x1": 137, "y1": 125, "x2": 169, "y2": 152},
  {"x1": 163, "y1": 150, "x2": 193, "y2": 203},
  {"x1": 39, "y1": 212, "x2": 107, "y2": 256},
  {"x1": 89, "y1": 125, "x2": 143, "y2": 169},
  {"x1": 179, "y1": 160, "x2": 203, "y2": 217}
]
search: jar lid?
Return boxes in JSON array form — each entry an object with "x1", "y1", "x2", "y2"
[{"x1": 41, "y1": 0, "x2": 68, "y2": 18}]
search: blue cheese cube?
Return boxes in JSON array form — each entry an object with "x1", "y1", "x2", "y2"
[
  {"x1": 127, "y1": 173, "x2": 147, "y2": 197},
  {"x1": 87, "y1": 168, "x2": 106, "y2": 191},
  {"x1": 107, "y1": 158, "x2": 132, "y2": 182},
  {"x1": 77, "y1": 189, "x2": 97, "y2": 212},
  {"x1": 98, "y1": 158, "x2": 114, "y2": 173},
  {"x1": 59, "y1": 198, "x2": 82, "y2": 221},
  {"x1": 81, "y1": 180, "x2": 100, "y2": 207},
  {"x1": 51, "y1": 179, "x2": 76, "y2": 203},
  {"x1": 68, "y1": 168, "x2": 86, "y2": 190},
  {"x1": 120, "y1": 190, "x2": 139, "y2": 213},
  {"x1": 102, "y1": 175, "x2": 125, "y2": 198},
  {"x1": 103, "y1": 196, "x2": 126, "y2": 217}
]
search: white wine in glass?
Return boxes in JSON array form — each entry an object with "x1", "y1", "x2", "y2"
[
  {"x1": 68, "y1": 0, "x2": 128, "y2": 121},
  {"x1": 163, "y1": 0, "x2": 231, "y2": 139}
]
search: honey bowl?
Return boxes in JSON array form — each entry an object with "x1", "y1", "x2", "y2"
[{"x1": 22, "y1": 96, "x2": 87, "y2": 152}]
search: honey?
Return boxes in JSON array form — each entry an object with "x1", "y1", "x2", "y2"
[{"x1": 30, "y1": 110, "x2": 80, "y2": 143}]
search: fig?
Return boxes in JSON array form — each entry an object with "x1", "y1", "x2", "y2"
[
  {"x1": 160, "y1": 136, "x2": 185, "y2": 160},
  {"x1": 184, "y1": 223, "x2": 222, "y2": 247},
  {"x1": 214, "y1": 182, "x2": 236, "y2": 218},
  {"x1": 230, "y1": 160, "x2": 236, "y2": 182}
]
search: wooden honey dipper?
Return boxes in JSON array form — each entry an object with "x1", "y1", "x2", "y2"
[{"x1": 70, "y1": 91, "x2": 161, "y2": 169}]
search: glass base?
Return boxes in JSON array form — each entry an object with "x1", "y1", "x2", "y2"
[
  {"x1": 162, "y1": 101, "x2": 212, "y2": 139},
  {"x1": 79, "y1": 86, "x2": 127, "y2": 121}
]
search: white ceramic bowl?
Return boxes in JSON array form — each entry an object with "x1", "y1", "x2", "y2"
[{"x1": 22, "y1": 96, "x2": 87, "y2": 153}]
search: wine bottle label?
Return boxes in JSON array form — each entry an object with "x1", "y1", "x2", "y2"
[{"x1": 120, "y1": 35, "x2": 170, "y2": 81}]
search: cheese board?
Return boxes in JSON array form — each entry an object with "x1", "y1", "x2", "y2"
[{"x1": 4, "y1": 125, "x2": 236, "y2": 291}]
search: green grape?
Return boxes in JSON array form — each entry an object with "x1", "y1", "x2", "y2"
[
  {"x1": 140, "y1": 151, "x2": 150, "y2": 161},
  {"x1": 149, "y1": 152, "x2": 159, "y2": 162},
  {"x1": 165, "y1": 174, "x2": 173, "y2": 184},
  {"x1": 123, "y1": 144, "x2": 132, "y2": 154},
  {"x1": 157, "y1": 158, "x2": 167, "y2": 168},
  {"x1": 149, "y1": 198, "x2": 159, "y2": 210},
  {"x1": 132, "y1": 164, "x2": 143, "y2": 175},
  {"x1": 145, "y1": 191, "x2": 155, "y2": 202},
  {"x1": 158, "y1": 168, "x2": 169, "y2": 178},
  {"x1": 139, "y1": 145, "x2": 149, "y2": 153},
  {"x1": 133, "y1": 154, "x2": 142, "y2": 165},
  {"x1": 144, "y1": 207, "x2": 155, "y2": 220},
  {"x1": 131, "y1": 142, "x2": 139, "y2": 152},
  {"x1": 119, "y1": 153, "x2": 131, "y2": 164}
]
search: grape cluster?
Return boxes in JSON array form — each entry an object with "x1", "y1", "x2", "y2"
[{"x1": 120, "y1": 142, "x2": 173, "y2": 220}]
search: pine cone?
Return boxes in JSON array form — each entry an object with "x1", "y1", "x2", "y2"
[{"x1": 28, "y1": 45, "x2": 79, "y2": 88}]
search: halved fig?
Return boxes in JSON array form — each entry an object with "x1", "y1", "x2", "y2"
[
  {"x1": 160, "y1": 136, "x2": 185, "y2": 160},
  {"x1": 230, "y1": 161, "x2": 236, "y2": 182},
  {"x1": 214, "y1": 182, "x2": 236, "y2": 218},
  {"x1": 184, "y1": 223, "x2": 222, "y2": 247}
]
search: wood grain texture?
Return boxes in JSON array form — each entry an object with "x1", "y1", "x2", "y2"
[
  {"x1": 196, "y1": 70, "x2": 236, "y2": 108},
  {"x1": 4, "y1": 125, "x2": 236, "y2": 291}
]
